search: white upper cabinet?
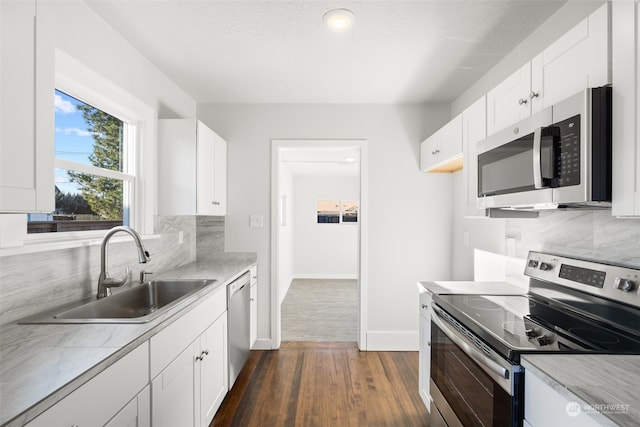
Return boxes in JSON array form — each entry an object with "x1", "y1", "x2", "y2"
[
  {"x1": 487, "y1": 3, "x2": 610, "y2": 136},
  {"x1": 530, "y1": 3, "x2": 610, "y2": 112},
  {"x1": 462, "y1": 96, "x2": 487, "y2": 217},
  {"x1": 612, "y1": 0, "x2": 640, "y2": 216},
  {"x1": 0, "y1": 0, "x2": 54, "y2": 213},
  {"x1": 486, "y1": 63, "x2": 532, "y2": 136},
  {"x1": 420, "y1": 115, "x2": 463, "y2": 173},
  {"x1": 158, "y1": 119, "x2": 227, "y2": 216}
]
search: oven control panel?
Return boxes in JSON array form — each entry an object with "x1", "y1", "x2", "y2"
[{"x1": 525, "y1": 251, "x2": 640, "y2": 309}]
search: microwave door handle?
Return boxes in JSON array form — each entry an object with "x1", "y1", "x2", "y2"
[{"x1": 532, "y1": 127, "x2": 544, "y2": 189}]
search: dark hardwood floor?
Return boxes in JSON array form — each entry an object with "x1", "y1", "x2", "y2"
[{"x1": 211, "y1": 342, "x2": 429, "y2": 427}]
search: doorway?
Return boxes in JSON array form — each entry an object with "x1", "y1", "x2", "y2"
[{"x1": 271, "y1": 140, "x2": 368, "y2": 349}]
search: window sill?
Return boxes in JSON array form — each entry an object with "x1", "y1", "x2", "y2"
[{"x1": 0, "y1": 232, "x2": 161, "y2": 257}]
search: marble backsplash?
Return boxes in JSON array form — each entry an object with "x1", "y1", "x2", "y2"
[
  {"x1": 0, "y1": 216, "x2": 226, "y2": 325},
  {"x1": 505, "y1": 209, "x2": 640, "y2": 268}
]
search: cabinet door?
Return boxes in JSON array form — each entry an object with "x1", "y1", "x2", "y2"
[
  {"x1": 249, "y1": 266, "x2": 258, "y2": 348},
  {"x1": 105, "y1": 385, "x2": 151, "y2": 427},
  {"x1": 157, "y1": 119, "x2": 198, "y2": 215},
  {"x1": 420, "y1": 133, "x2": 440, "y2": 172},
  {"x1": 250, "y1": 284, "x2": 257, "y2": 348},
  {"x1": 462, "y1": 96, "x2": 487, "y2": 217},
  {"x1": 197, "y1": 315, "x2": 228, "y2": 427},
  {"x1": 486, "y1": 62, "x2": 532, "y2": 136},
  {"x1": 0, "y1": 0, "x2": 54, "y2": 213},
  {"x1": 152, "y1": 342, "x2": 196, "y2": 427},
  {"x1": 531, "y1": 3, "x2": 610, "y2": 113},
  {"x1": 612, "y1": 0, "x2": 640, "y2": 216},
  {"x1": 26, "y1": 344, "x2": 149, "y2": 427},
  {"x1": 437, "y1": 115, "x2": 462, "y2": 163},
  {"x1": 196, "y1": 122, "x2": 227, "y2": 216},
  {"x1": 418, "y1": 291, "x2": 432, "y2": 409}
]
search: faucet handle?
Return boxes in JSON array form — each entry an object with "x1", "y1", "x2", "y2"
[{"x1": 140, "y1": 270, "x2": 154, "y2": 284}]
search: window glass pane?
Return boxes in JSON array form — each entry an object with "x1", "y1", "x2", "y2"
[
  {"x1": 317, "y1": 200, "x2": 340, "y2": 223},
  {"x1": 27, "y1": 169, "x2": 124, "y2": 234},
  {"x1": 342, "y1": 201, "x2": 359, "y2": 223},
  {"x1": 54, "y1": 89, "x2": 124, "y2": 172},
  {"x1": 27, "y1": 90, "x2": 130, "y2": 234}
]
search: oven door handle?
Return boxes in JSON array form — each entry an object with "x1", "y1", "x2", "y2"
[{"x1": 431, "y1": 305, "x2": 510, "y2": 383}]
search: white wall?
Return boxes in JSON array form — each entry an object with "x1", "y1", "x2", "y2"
[
  {"x1": 53, "y1": 0, "x2": 195, "y2": 120},
  {"x1": 292, "y1": 175, "x2": 359, "y2": 279},
  {"x1": 198, "y1": 103, "x2": 452, "y2": 350},
  {"x1": 451, "y1": 171, "x2": 506, "y2": 280}
]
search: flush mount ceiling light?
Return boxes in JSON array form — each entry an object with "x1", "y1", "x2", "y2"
[{"x1": 323, "y1": 8, "x2": 355, "y2": 32}]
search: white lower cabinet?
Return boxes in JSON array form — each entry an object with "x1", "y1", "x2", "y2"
[
  {"x1": 150, "y1": 286, "x2": 229, "y2": 427},
  {"x1": 25, "y1": 343, "x2": 150, "y2": 427},
  {"x1": 249, "y1": 265, "x2": 258, "y2": 348},
  {"x1": 151, "y1": 314, "x2": 228, "y2": 427},
  {"x1": 418, "y1": 288, "x2": 432, "y2": 410},
  {"x1": 524, "y1": 368, "x2": 601, "y2": 427},
  {"x1": 152, "y1": 341, "x2": 198, "y2": 427},
  {"x1": 197, "y1": 315, "x2": 228, "y2": 427},
  {"x1": 106, "y1": 385, "x2": 151, "y2": 427}
]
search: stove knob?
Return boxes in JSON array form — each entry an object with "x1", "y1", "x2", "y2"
[
  {"x1": 614, "y1": 278, "x2": 636, "y2": 292},
  {"x1": 539, "y1": 262, "x2": 553, "y2": 271},
  {"x1": 527, "y1": 260, "x2": 539, "y2": 268},
  {"x1": 537, "y1": 335, "x2": 552, "y2": 346}
]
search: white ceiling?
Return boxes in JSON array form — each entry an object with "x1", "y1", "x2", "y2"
[{"x1": 85, "y1": 0, "x2": 566, "y2": 105}]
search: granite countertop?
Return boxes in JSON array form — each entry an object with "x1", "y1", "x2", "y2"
[
  {"x1": 522, "y1": 354, "x2": 640, "y2": 427},
  {"x1": 0, "y1": 253, "x2": 257, "y2": 427},
  {"x1": 418, "y1": 280, "x2": 528, "y2": 295}
]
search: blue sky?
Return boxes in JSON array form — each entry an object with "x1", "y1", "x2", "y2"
[{"x1": 54, "y1": 90, "x2": 96, "y2": 194}]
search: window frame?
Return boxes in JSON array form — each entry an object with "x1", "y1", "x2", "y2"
[
  {"x1": 316, "y1": 199, "x2": 359, "y2": 225},
  {"x1": 23, "y1": 49, "x2": 156, "y2": 244}
]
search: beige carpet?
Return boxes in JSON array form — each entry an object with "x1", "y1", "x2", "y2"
[{"x1": 281, "y1": 279, "x2": 358, "y2": 342}]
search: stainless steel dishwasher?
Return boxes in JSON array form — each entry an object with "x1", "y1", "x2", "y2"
[{"x1": 227, "y1": 272, "x2": 251, "y2": 388}]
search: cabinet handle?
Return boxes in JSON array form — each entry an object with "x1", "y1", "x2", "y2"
[
  {"x1": 421, "y1": 304, "x2": 429, "y2": 309},
  {"x1": 431, "y1": 149, "x2": 440, "y2": 155},
  {"x1": 211, "y1": 201, "x2": 220, "y2": 206},
  {"x1": 196, "y1": 355, "x2": 203, "y2": 362},
  {"x1": 518, "y1": 98, "x2": 528, "y2": 105},
  {"x1": 202, "y1": 350, "x2": 209, "y2": 356},
  {"x1": 529, "y1": 91, "x2": 539, "y2": 99}
]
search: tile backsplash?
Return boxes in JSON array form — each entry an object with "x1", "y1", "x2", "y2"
[
  {"x1": 0, "y1": 216, "x2": 225, "y2": 325},
  {"x1": 505, "y1": 210, "x2": 640, "y2": 268}
]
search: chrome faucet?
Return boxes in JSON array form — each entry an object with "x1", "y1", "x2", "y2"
[{"x1": 97, "y1": 226, "x2": 150, "y2": 299}]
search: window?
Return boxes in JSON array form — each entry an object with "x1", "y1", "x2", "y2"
[
  {"x1": 317, "y1": 200, "x2": 359, "y2": 224},
  {"x1": 27, "y1": 90, "x2": 134, "y2": 233}
]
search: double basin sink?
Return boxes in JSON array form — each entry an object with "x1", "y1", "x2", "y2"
[{"x1": 19, "y1": 279, "x2": 216, "y2": 324}]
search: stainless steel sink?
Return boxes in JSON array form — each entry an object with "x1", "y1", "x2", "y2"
[{"x1": 18, "y1": 279, "x2": 216, "y2": 324}]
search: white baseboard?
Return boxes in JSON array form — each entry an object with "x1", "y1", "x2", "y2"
[
  {"x1": 293, "y1": 273, "x2": 358, "y2": 280},
  {"x1": 365, "y1": 330, "x2": 419, "y2": 351},
  {"x1": 251, "y1": 338, "x2": 273, "y2": 350}
]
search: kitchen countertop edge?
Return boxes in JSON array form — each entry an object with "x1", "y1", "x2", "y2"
[
  {"x1": 522, "y1": 354, "x2": 639, "y2": 427},
  {"x1": 0, "y1": 253, "x2": 257, "y2": 427}
]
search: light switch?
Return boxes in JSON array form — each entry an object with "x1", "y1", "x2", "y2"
[{"x1": 250, "y1": 215, "x2": 264, "y2": 228}]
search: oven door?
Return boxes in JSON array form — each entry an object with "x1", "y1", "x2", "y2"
[{"x1": 430, "y1": 304, "x2": 524, "y2": 427}]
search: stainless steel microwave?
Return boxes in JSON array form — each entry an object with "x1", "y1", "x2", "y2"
[{"x1": 476, "y1": 87, "x2": 612, "y2": 210}]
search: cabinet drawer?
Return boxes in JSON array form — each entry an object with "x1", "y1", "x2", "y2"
[
  {"x1": 150, "y1": 286, "x2": 226, "y2": 378},
  {"x1": 26, "y1": 343, "x2": 149, "y2": 427}
]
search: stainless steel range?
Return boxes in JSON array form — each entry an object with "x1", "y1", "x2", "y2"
[{"x1": 429, "y1": 251, "x2": 640, "y2": 427}]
